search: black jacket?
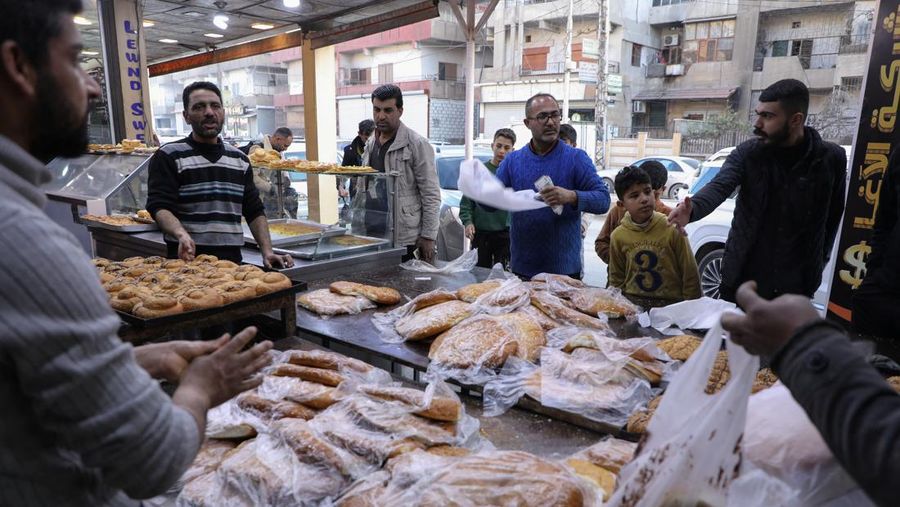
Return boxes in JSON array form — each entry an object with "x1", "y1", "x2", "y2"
[
  {"x1": 863, "y1": 148, "x2": 900, "y2": 290},
  {"x1": 690, "y1": 127, "x2": 847, "y2": 300},
  {"x1": 342, "y1": 137, "x2": 365, "y2": 167},
  {"x1": 773, "y1": 320, "x2": 900, "y2": 507}
]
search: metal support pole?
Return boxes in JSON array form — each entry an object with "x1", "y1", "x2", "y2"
[
  {"x1": 562, "y1": 0, "x2": 574, "y2": 122},
  {"x1": 465, "y1": 0, "x2": 476, "y2": 159},
  {"x1": 594, "y1": 0, "x2": 609, "y2": 168}
]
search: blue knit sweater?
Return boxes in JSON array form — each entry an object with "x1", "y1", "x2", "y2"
[{"x1": 496, "y1": 141, "x2": 610, "y2": 278}]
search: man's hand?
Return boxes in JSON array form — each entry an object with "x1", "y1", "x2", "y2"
[
  {"x1": 176, "y1": 327, "x2": 273, "y2": 409},
  {"x1": 667, "y1": 196, "x2": 692, "y2": 236},
  {"x1": 262, "y1": 251, "x2": 294, "y2": 269},
  {"x1": 721, "y1": 281, "x2": 821, "y2": 357},
  {"x1": 134, "y1": 340, "x2": 223, "y2": 383},
  {"x1": 416, "y1": 237, "x2": 436, "y2": 264},
  {"x1": 338, "y1": 187, "x2": 349, "y2": 198},
  {"x1": 464, "y1": 224, "x2": 475, "y2": 241},
  {"x1": 539, "y1": 186, "x2": 578, "y2": 207},
  {"x1": 176, "y1": 231, "x2": 196, "y2": 261}
]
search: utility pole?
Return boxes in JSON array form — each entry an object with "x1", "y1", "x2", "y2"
[
  {"x1": 593, "y1": 0, "x2": 609, "y2": 168},
  {"x1": 562, "y1": 0, "x2": 574, "y2": 122}
]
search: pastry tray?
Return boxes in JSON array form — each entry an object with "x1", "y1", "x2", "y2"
[
  {"x1": 81, "y1": 216, "x2": 159, "y2": 232},
  {"x1": 243, "y1": 218, "x2": 346, "y2": 247},
  {"x1": 115, "y1": 279, "x2": 306, "y2": 328},
  {"x1": 272, "y1": 234, "x2": 391, "y2": 260}
]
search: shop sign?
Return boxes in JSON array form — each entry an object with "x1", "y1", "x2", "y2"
[
  {"x1": 582, "y1": 38, "x2": 599, "y2": 58},
  {"x1": 608, "y1": 74, "x2": 623, "y2": 95},
  {"x1": 827, "y1": 0, "x2": 900, "y2": 323},
  {"x1": 579, "y1": 61, "x2": 598, "y2": 84},
  {"x1": 114, "y1": 0, "x2": 146, "y2": 141}
]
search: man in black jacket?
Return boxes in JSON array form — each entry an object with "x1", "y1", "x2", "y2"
[
  {"x1": 852, "y1": 148, "x2": 900, "y2": 338},
  {"x1": 668, "y1": 79, "x2": 847, "y2": 301},
  {"x1": 340, "y1": 119, "x2": 375, "y2": 199},
  {"x1": 723, "y1": 281, "x2": 899, "y2": 507}
]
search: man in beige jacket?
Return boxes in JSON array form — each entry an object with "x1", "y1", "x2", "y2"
[{"x1": 357, "y1": 84, "x2": 440, "y2": 263}]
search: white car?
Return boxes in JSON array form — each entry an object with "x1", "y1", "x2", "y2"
[
  {"x1": 598, "y1": 156, "x2": 700, "y2": 199},
  {"x1": 684, "y1": 146, "x2": 851, "y2": 312}
]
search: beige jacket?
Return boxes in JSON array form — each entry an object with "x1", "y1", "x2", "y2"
[{"x1": 359, "y1": 122, "x2": 440, "y2": 246}]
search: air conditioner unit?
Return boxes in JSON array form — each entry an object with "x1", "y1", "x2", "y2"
[
  {"x1": 665, "y1": 64, "x2": 685, "y2": 76},
  {"x1": 632, "y1": 101, "x2": 647, "y2": 113},
  {"x1": 663, "y1": 34, "x2": 680, "y2": 47}
]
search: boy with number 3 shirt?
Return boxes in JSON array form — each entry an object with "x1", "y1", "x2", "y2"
[{"x1": 608, "y1": 166, "x2": 701, "y2": 302}]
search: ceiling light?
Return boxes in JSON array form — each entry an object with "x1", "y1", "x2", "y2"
[
  {"x1": 159, "y1": 38, "x2": 178, "y2": 44},
  {"x1": 213, "y1": 14, "x2": 229, "y2": 30},
  {"x1": 251, "y1": 23, "x2": 275, "y2": 30},
  {"x1": 142, "y1": 20, "x2": 155, "y2": 28},
  {"x1": 204, "y1": 33, "x2": 224, "y2": 38},
  {"x1": 81, "y1": 50, "x2": 99, "y2": 56},
  {"x1": 283, "y1": 0, "x2": 300, "y2": 8},
  {"x1": 73, "y1": 16, "x2": 92, "y2": 25}
]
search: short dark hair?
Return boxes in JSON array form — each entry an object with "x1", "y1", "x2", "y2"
[
  {"x1": 182, "y1": 81, "x2": 223, "y2": 111},
  {"x1": 614, "y1": 166, "x2": 651, "y2": 200},
  {"x1": 273, "y1": 127, "x2": 293, "y2": 137},
  {"x1": 0, "y1": 0, "x2": 82, "y2": 70},
  {"x1": 759, "y1": 79, "x2": 809, "y2": 117},
  {"x1": 525, "y1": 93, "x2": 559, "y2": 116},
  {"x1": 493, "y1": 128, "x2": 516, "y2": 145},
  {"x1": 558, "y1": 124, "x2": 577, "y2": 145},
  {"x1": 640, "y1": 160, "x2": 668, "y2": 190},
  {"x1": 358, "y1": 119, "x2": 375, "y2": 135},
  {"x1": 371, "y1": 84, "x2": 403, "y2": 108}
]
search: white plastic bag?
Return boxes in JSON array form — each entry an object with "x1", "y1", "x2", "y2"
[
  {"x1": 457, "y1": 158, "x2": 549, "y2": 212},
  {"x1": 609, "y1": 316, "x2": 759, "y2": 507},
  {"x1": 637, "y1": 296, "x2": 736, "y2": 334},
  {"x1": 399, "y1": 248, "x2": 478, "y2": 273}
]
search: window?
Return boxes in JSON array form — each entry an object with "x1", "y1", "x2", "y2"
[
  {"x1": 683, "y1": 20, "x2": 734, "y2": 62},
  {"x1": 378, "y1": 63, "x2": 393, "y2": 84},
  {"x1": 841, "y1": 76, "x2": 863, "y2": 93},
  {"x1": 662, "y1": 47, "x2": 682, "y2": 65},
  {"x1": 771, "y1": 40, "x2": 789, "y2": 57},
  {"x1": 438, "y1": 62, "x2": 457, "y2": 81},
  {"x1": 791, "y1": 39, "x2": 813, "y2": 69},
  {"x1": 525, "y1": 35, "x2": 532, "y2": 43},
  {"x1": 631, "y1": 43, "x2": 642, "y2": 67},
  {"x1": 522, "y1": 47, "x2": 549, "y2": 71},
  {"x1": 347, "y1": 67, "x2": 371, "y2": 85},
  {"x1": 791, "y1": 21, "x2": 801, "y2": 29}
]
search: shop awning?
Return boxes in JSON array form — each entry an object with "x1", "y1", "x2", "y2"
[{"x1": 633, "y1": 87, "x2": 737, "y2": 101}]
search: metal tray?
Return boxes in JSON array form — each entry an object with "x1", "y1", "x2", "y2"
[
  {"x1": 243, "y1": 218, "x2": 346, "y2": 247},
  {"x1": 273, "y1": 234, "x2": 391, "y2": 260},
  {"x1": 116, "y1": 279, "x2": 306, "y2": 328},
  {"x1": 82, "y1": 216, "x2": 159, "y2": 232}
]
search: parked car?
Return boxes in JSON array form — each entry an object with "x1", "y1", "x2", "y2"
[
  {"x1": 598, "y1": 156, "x2": 700, "y2": 199},
  {"x1": 684, "y1": 146, "x2": 851, "y2": 312},
  {"x1": 434, "y1": 147, "x2": 494, "y2": 261}
]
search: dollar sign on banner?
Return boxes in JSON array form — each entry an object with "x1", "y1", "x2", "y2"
[{"x1": 838, "y1": 241, "x2": 872, "y2": 288}]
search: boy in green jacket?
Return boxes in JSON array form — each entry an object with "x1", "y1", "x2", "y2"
[
  {"x1": 608, "y1": 166, "x2": 701, "y2": 302},
  {"x1": 460, "y1": 128, "x2": 516, "y2": 269}
]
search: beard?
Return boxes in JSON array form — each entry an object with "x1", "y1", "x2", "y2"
[
  {"x1": 754, "y1": 122, "x2": 790, "y2": 146},
  {"x1": 31, "y1": 71, "x2": 90, "y2": 162},
  {"x1": 190, "y1": 118, "x2": 223, "y2": 140}
]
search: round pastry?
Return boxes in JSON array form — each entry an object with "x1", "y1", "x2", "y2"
[
  {"x1": 157, "y1": 275, "x2": 192, "y2": 294},
  {"x1": 102, "y1": 262, "x2": 128, "y2": 274},
  {"x1": 213, "y1": 260, "x2": 239, "y2": 270},
  {"x1": 142, "y1": 256, "x2": 165, "y2": 266},
  {"x1": 121, "y1": 266, "x2": 150, "y2": 278},
  {"x1": 179, "y1": 287, "x2": 224, "y2": 311},
  {"x1": 103, "y1": 279, "x2": 133, "y2": 295},
  {"x1": 218, "y1": 282, "x2": 257, "y2": 305},
  {"x1": 92, "y1": 258, "x2": 112, "y2": 269},
  {"x1": 138, "y1": 272, "x2": 170, "y2": 287},
  {"x1": 160, "y1": 259, "x2": 186, "y2": 271},
  {"x1": 235, "y1": 264, "x2": 263, "y2": 273},
  {"x1": 99, "y1": 271, "x2": 117, "y2": 284},
  {"x1": 110, "y1": 286, "x2": 150, "y2": 313},
  {"x1": 122, "y1": 256, "x2": 145, "y2": 267},
  {"x1": 233, "y1": 270, "x2": 265, "y2": 282},
  {"x1": 193, "y1": 254, "x2": 219, "y2": 264},
  {"x1": 206, "y1": 278, "x2": 236, "y2": 289},
  {"x1": 252, "y1": 272, "x2": 292, "y2": 295},
  {"x1": 178, "y1": 265, "x2": 210, "y2": 276},
  {"x1": 202, "y1": 270, "x2": 232, "y2": 281},
  {"x1": 133, "y1": 294, "x2": 184, "y2": 318}
]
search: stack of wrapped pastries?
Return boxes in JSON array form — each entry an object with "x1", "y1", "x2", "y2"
[{"x1": 94, "y1": 255, "x2": 292, "y2": 318}]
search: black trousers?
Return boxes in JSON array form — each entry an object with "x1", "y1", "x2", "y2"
[
  {"x1": 472, "y1": 229, "x2": 510, "y2": 270},
  {"x1": 852, "y1": 282, "x2": 900, "y2": 339},
  {"x1": 165, "y1": 242, "x2": 242, "y2": 263}
]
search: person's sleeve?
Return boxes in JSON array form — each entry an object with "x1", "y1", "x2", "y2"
[
  {"x1": 146, "y1": 150, "x2": 180, "y2": 218},
  {"x1": 496, "y1": 156, "x2": 512, "y2": 187},
  {"x1": 241, "y1": 157, "x2": 266, "y2": 222},
  {"x1": 689, "y1": 144, "x2": 746, "y2": 222},
  {"x1": 595, "y1": 208, "x2": 619, "y2": 263},
  {"x1": 342, "y1": 145, "x2": 354, "y2": 167},
  {"x1": 0, "y1": 217, "x2": 200, "y2": 499},
  {"x1": 772, "y1": 321, "x2": 900, "y2": 507},
  {"x1": 675, "y1": 233, "x2": 702, "y2": 300},
  {"x1": 822, "y1": 146, "x2": 848, "y2": 263},
  {"x1": 572, "y1": 150, "x2": 610, "y2": 214},
  {"x1": 608, "y1": 230, "x2": 626, "y2": 290},
  {"x1": 866, "y1": 149, "x2": 898, "y2": 270},
  {"x1": 414, "y1": 138, "x2": 441, "y2": 240},
  {"x1": 459, "y1": 195, "x2": 475, "y2": 227}
]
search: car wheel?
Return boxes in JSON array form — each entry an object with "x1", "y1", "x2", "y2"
[
  {"x1": 697, "y1": 248, "x2": 724, "y2": 299},
  {"x1": 667, "y1": 182, "x2": 687, "y2": 200},
  {"x1": 602, "y1": 177, "x2": 614, "y2": 192}
]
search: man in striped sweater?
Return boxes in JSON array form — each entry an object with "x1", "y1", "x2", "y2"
[
  {"x1": 0, "y1": 2, "x2": 273, "y2": 504},
  {"x1": 147, "y1": 81, "x2": 293, "y2": 268}
]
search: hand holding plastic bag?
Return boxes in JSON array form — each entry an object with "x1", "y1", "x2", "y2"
[
  {"x1": 609, "y1": 316, "x2": 759, "y2": 507},
  {"x1": 457, "y1": 158, "x2": 549, "y2": 211}
]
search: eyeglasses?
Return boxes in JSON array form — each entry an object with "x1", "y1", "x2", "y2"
[{"x1": 527, "y1": 111, "x2": 562, "y2": 123}]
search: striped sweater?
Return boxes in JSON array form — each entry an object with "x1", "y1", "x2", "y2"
[
  {"x1": 146, "y1": 136, "x2": 265, "y2": 246},
  {"x1": 0, "y1": 135, "x2": 199, "y2": 506}
]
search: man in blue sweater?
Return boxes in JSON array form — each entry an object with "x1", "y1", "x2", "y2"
[{"x1": 496, "y1": 93, "x2": 610, "y2": 279}]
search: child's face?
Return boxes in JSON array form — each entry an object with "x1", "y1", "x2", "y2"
[
  {"x1": 492, "y1": 136, "x2": 514, "y2": 164},
  {"x1": 620, "y1": 182, "x2": 655, "y2": 223}
]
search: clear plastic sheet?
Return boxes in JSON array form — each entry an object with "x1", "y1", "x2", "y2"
[
  {"x1": 567, "y1": 286, "x2": 641, "y2": 319},
  {"x1": 637, "y1": 296, "x2": 736, "y2": 334},
  {"x1": 399, "y1": 247, "x2": 478, "y2": 273},
  {"x1": 530, "y1": 290, "x2": 612, "y2": 331},
  {"x1": 470, "y1": 276, "x2": 532, "y2": 315},
  {"x1": 546, "y1": 326, "x2": 664, "y2": 363},
  {"x1": 567, "y1": 436, "x2": 638, "y2": 475},
  {"x1": 371, "y1": 288, "x2": 459, "y2": 343},
  {"x1": 296, "y1": 288, "x2": 377, "y2": 319}
]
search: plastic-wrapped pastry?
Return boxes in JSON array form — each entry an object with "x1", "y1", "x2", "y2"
[
  {"x1": 395, "y1": 300, "x2": 474, "y2": 341},
  {"x1": 329, "y1": 281, "x2": 402, "y2": 305},
  {"x1": 568, "y1": 287, "x2": 639, "y2": 318},
  {"x1": 297, "y1": 288, "x2": 377, "y2": 316}
]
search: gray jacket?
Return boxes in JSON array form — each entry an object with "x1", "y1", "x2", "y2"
[{"x1": 360, "y1": 122, "x2": 440, "y2": 246}]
